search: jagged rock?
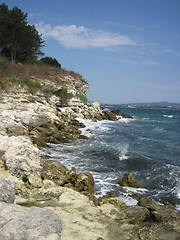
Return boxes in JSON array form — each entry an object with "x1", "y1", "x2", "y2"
[
  {"x1": 91, "y1": 102, "x2": 101, "y2": 110},
  {"x1": 111, "y1": 109, "x2": 133, "y2": 119},
  {"x1": 98, "y1": 191, "x2": 126, "y2": 207},
  {"x1": 118, "y1": 173, "x2": 144, "y2": 188},
  {"x1": 111, "y1": 109, "x2": 124, "y2": 115},
  {"x1": 0, "y1": 178, "x2": 15, "y2": 203},
  {"x1": 41, "y1": 160, "x2": 95, "y2": 195},
  {"x1": 102, "y1": 108, "x2": 117, "y2": 120},
  {"x1": 41, "y1": 160, "x2": 72, "y2": 186},
  {"x1": 0, "y1": 135, "x2": 42, "y2": 186},
  {"x1": 0, "y1": 202, "x2": 62, "y2": 240},
  {"x1": 75, "y1": 172, "x2": 95, "y2": 195}
]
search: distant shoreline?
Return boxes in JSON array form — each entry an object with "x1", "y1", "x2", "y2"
[{"x1": 101, "y1": 103, "x2": 180, "y2": 110}]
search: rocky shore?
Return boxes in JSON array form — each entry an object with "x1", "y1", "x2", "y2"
[{"x1": 0, "y1": 68, "x2": 180, "y2": 240}]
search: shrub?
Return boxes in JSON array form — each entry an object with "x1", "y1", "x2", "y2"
[
  {"x1": 40, "y1": 57, "x2": 61, "y2": 68},
  {"x1": 54, "y1": 88, "x2": 73, "y2": 106}
]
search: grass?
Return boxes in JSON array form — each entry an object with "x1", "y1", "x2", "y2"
[
  {"x1": 76, "y1": 92, "x2": 91, "y2": 107},
  {"x1": 3, "y1": 76, "x2": 42, "y2": 94}
]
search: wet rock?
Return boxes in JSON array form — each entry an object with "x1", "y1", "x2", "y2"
[
  {"x1": 41, "y1": 160, "x2": 72, "y2": 186},
  {"x1": 138, "y1": 197, "x2": 180, "y2": 224},
  {"x1": 111, "y1": 109, "x2": 133, "y2": 119},
  {"x1": 118, "y1": 173, "x2": 144, "y2": 188},
  {"x1": 111, "y1": 109, "x2": 124, "y2": 115},
  {"x1": 41, "y1": 160, "x2": 95, "y2": 195},
  {"x1": 101, "y1": 108, "x2": 117, "y2": 120},
  {"x1": 0, "y1": 178, "x2": 15, "y2": 203},
  {"x1": 75, "y1": 172, "x2": 95, "y2": 195},
  {"x1": 0, "y1": 202, "x2": 62, "y2": 240}
]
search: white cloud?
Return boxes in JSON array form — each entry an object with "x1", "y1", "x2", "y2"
[
  {"x1": 163, "y1": 48, "x2": 173, "y2": 53},
  {"x1": 36, "y1": 22, "x2": 136, "y2": 49},
  {"x1": 119, "y1": 58, "x2": 158, "y2": 65}
]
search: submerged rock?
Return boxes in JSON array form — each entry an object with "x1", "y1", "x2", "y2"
[{"x1": 118, "y1": 173, "x2": 144, "y2": 188}]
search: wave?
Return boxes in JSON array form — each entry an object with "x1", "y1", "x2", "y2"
[
  {"x1": 163, "y1": 115, "x2": 174, "y2": 118},
  {"x1": 117, "y1": 116, "x2": 134, "y2": 123}
]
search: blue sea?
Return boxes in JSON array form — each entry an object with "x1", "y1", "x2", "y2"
[{"x1": 40, "y1": 107, "x2": 180, "y2": 210}]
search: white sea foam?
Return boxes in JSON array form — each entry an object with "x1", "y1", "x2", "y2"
[
  {"x1": 123, "y1": 186, "x2": 149, "y2": 194},
  {"x1": 77, "y1": 117, "x2": 110, "y2": 134},
  {"x1": 117, "y1": 116, "x2": 133, "y2": 123},
  {"x1": 116, "y1": 196, "x2": 138, "y2": 206},
  {"x1": 117, "y1": 144, "x2": 129, "y2": 160},
  {"x1": 163, "y1": 115, "x2": 173, "y2": 118}
]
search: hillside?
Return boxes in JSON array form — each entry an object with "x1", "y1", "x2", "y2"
[{"x1": 0, "y1": 57, "x2": 89, "y2": 96}]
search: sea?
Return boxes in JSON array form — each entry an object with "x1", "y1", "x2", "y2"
[{"x1": 40, "y1": 107, "x2": 180, "y2": 210}]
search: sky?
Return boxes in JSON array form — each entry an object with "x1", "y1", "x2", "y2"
[{"x1": 1, "y1": 0, "x2": 180, "y2": 104}]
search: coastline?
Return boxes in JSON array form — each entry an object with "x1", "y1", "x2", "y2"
[{"x1": 0, "y1": 75, "x2": 180, "y2": 239}]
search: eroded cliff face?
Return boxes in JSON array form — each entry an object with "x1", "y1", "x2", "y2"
[{"x1": 1, "y1": 64, "x2": 179, "y2": 240}]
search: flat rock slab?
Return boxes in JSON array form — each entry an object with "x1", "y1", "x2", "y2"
[{"x1": 0, "y1": 202, "x2": 62, "y2": 240}]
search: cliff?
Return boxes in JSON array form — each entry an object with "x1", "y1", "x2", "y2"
[{"x1": 0, "y1": 62, "x2": 180, "y2": 240}]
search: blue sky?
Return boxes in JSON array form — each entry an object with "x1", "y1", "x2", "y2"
[{"x1": 2, "y1": 0, "x2": 180, "y2": 104}]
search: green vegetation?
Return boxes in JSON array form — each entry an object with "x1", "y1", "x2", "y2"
[
  {"x1": 0, "y1": 3, "x2": 44, "y2": 63},
  {"x1": 54, "y1": 88, "x2": 73, "y2": 105},
  {"x1": 76, "y1": 92, "x2": 91, "y2": 107},
  {"x1": 40, "y1": 57, "x2": 61, "y2": 68},
  {"x1": 5, "y1": 76, "x2": 42, "y2": 94}
]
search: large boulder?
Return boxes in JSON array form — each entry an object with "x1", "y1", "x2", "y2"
[
  {"x1": 118, "y1": 173, "x2": 144, "y2": 188},
  {"x1": 75, "y1": 172, "x2": 95, "y2": 195},
  {"x1": 41, "y1": 160, "x2": 76, "y2": 186},
  {"x1": 102, "y1": 108, "x2": 117, "y2": 120},
  {"x1": 0, "y1": 202, "x2": 62, "y2": 240},
  {"x1": 0, "y1": 178, "x2": 15, "y2": 203},
  {"x1": 111, "y1": 109, "x2": 133, "y2": 119},
  {"x1": 0, "y1": 135, "x2": 42, "y2": 186},
  {"x1": 41, "y1": 160, "x2": 95, "y2": 195}
]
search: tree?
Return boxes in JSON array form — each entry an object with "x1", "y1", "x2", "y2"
[
  {"x1": 0, "y1": 3, "x2": 44, "y2": 62},
  {"x1": 40, "y1": 57, "x2": 61, "y2": 68}
]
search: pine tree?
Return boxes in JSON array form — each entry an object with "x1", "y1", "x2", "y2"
[{"x1": 0, "y1": 3, "x2": 44, "y2": 62}]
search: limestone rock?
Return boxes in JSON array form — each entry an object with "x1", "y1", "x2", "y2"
[
  {"x1": 0, "y1": 178, "x2": 15, "y2": 203},
  {"x1": 0, "y1": 202, "x2": 62, "y2": 240},
  {"x1": 118, "y1": 173, "x2": 144, "y2": 188},
  {"x1": 0, "y1": 135, "x2": 42, "y2": 186},
  {"x1": 91, "y1": 102, "x2": 101, "y2": 110}
]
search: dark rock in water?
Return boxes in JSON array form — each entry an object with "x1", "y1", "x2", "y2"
[
  {"x1": 98, "y1": 191, "x2": 126, "y2": 207},
  {"x1": 123, "y1": 113, "x2": 133, "y2": 119},
  {"x1": 111, "y1": 109, "x2": 123, "y2": 115},
  {"x1": 111, "y1": 109, "x2": 133, "y2": 119},
  {"x1": 79, "y1": 134, "x2": 88, "y2": 139},
  {"x1": 102, "y1": 108, "x2": 117, "y2": 121},
  {"x1": 75, "y1": 172, "x2": 95, "y2": 195},
  {"x1": 118, "y1": 173, "x2": 144, "y2": 188},
  {"x1": 0, "y1": 202, "x2": 62, "y2": 240},
  {"x1": 41, "y1": 160, "x2": 74, "y2": 186},
  {"x1": 0, "y1": 178, "x2": 15, "y2": 203},
  {"x1": 41, "y1": 160, "x2": 95, "y2": 195},
  {"x1": 138, "y1": 197, "x2": 180, "y2": 223}
]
